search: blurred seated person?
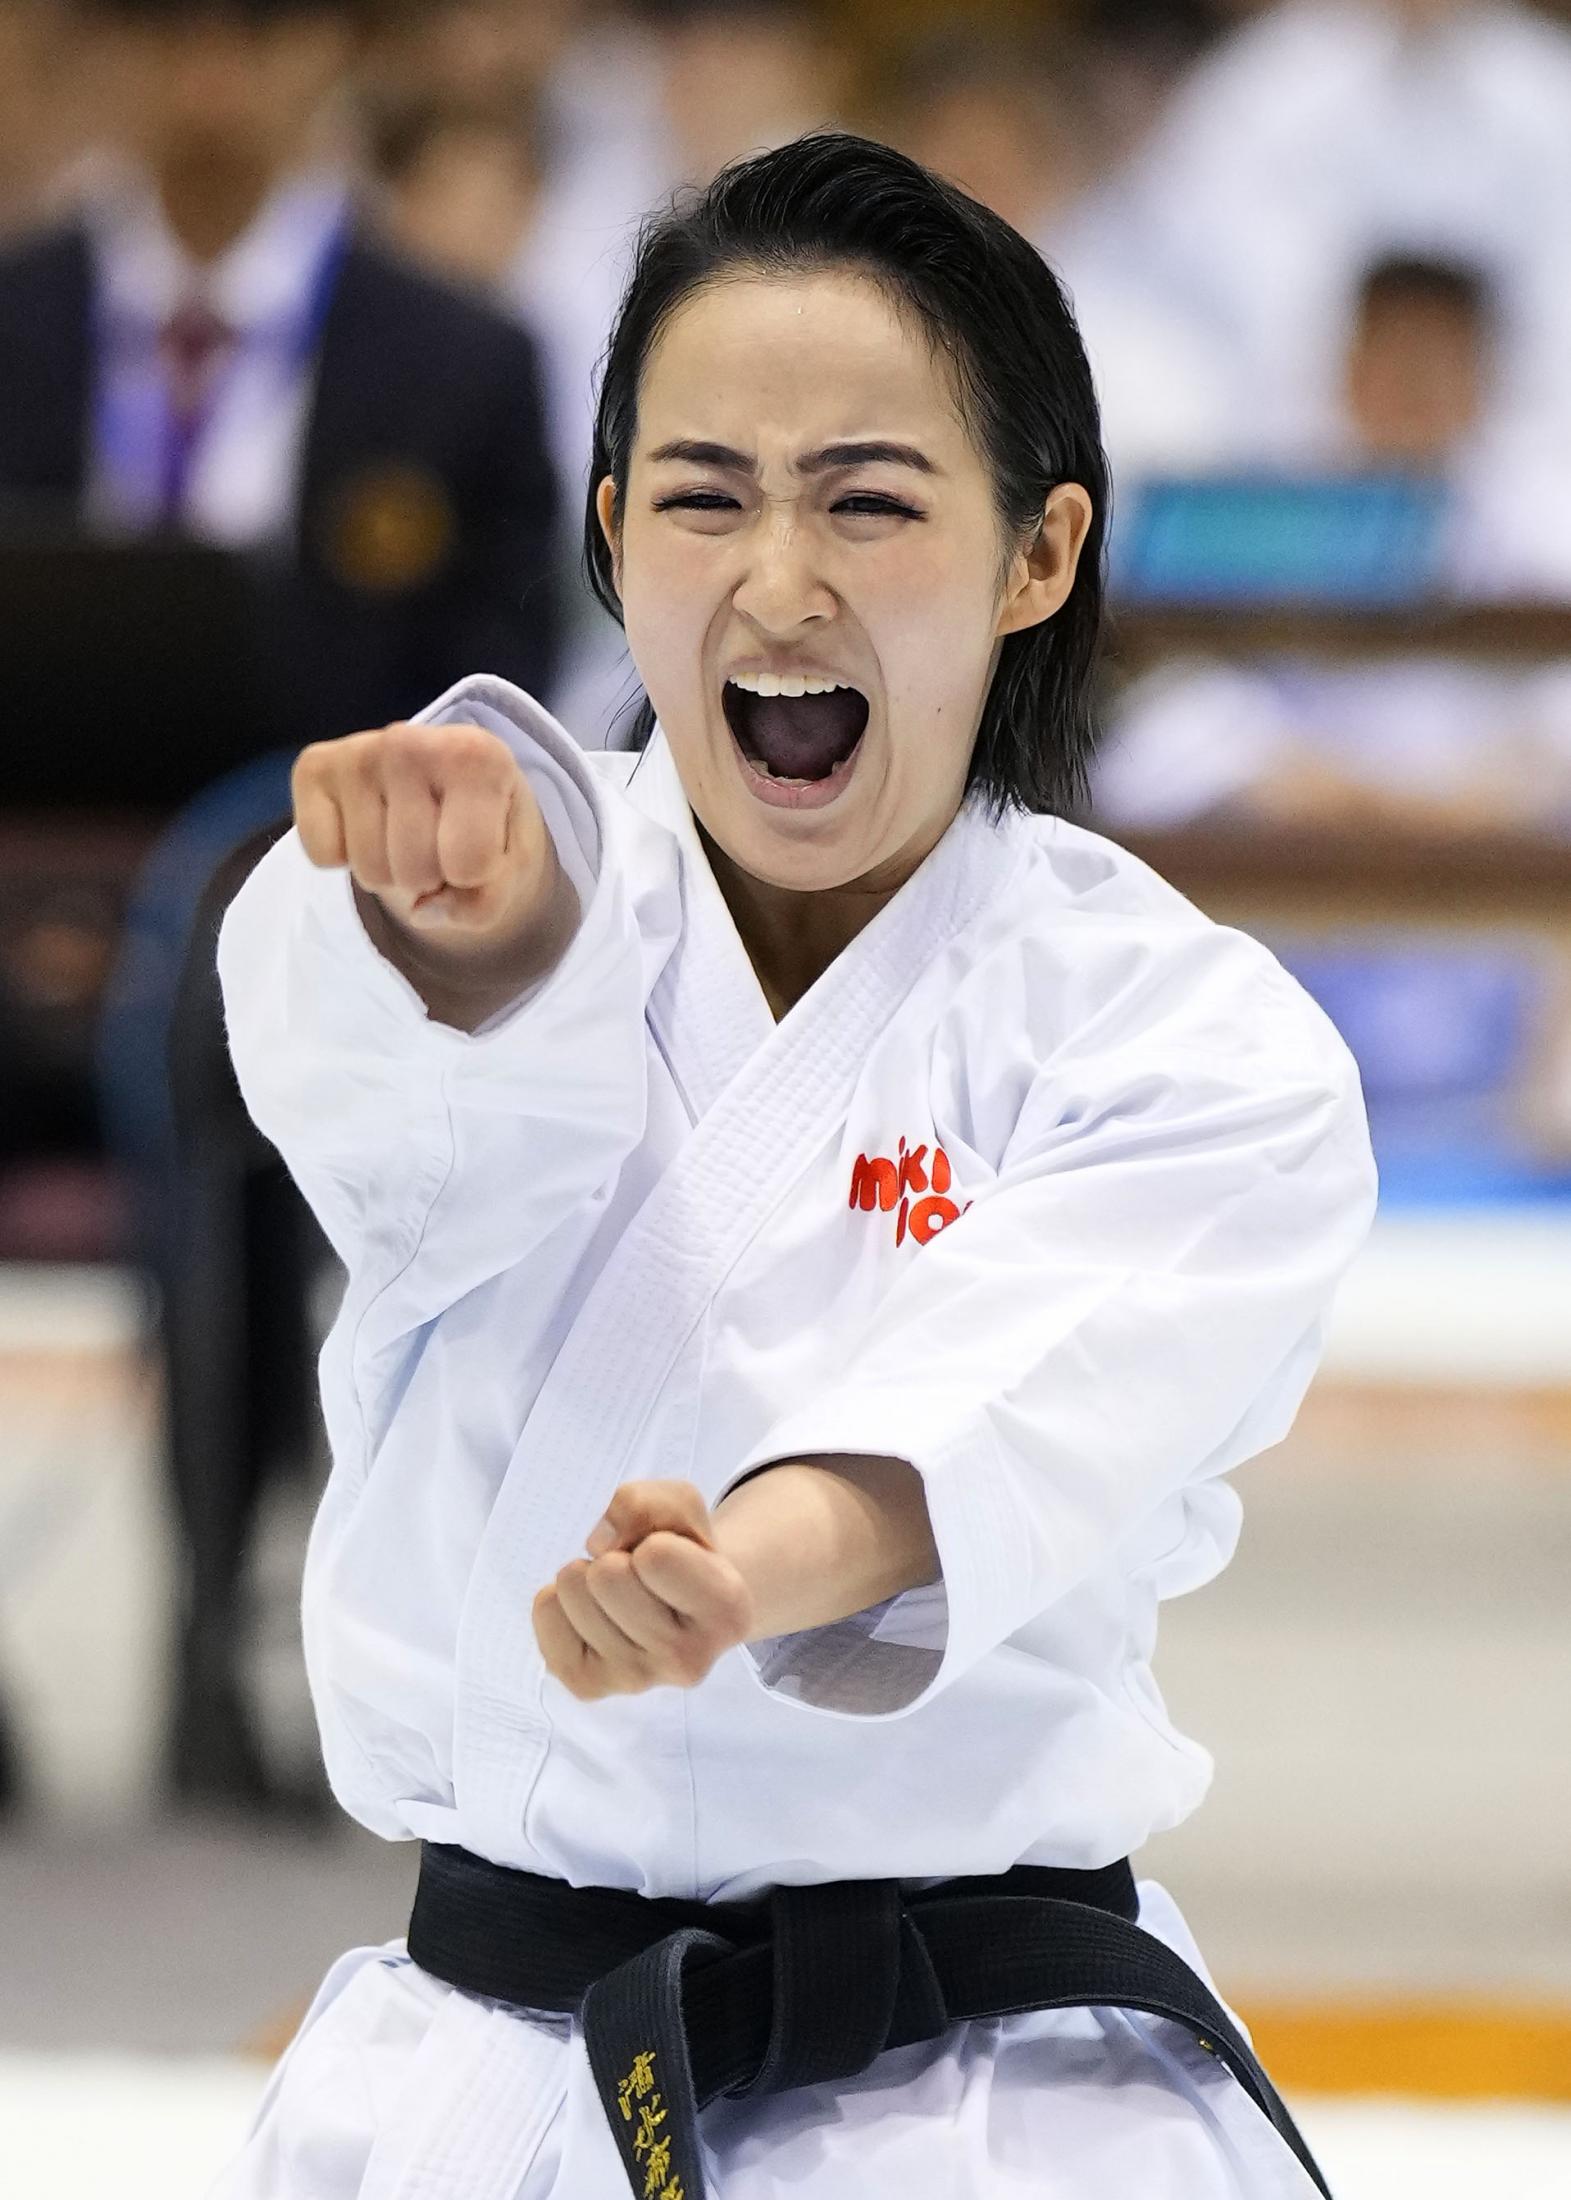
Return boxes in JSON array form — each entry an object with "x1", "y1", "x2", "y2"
[
  {"x1": 0, "y1": 0, "x2": 560, "y2": 1813},
  {"x1": 1093, "y1": 251, "x2": 1571, "y2": 838},
  {"x1": 1105, "y1": 0, "x2": 1571, "y2": 472},
  {"x1": 1338, "y1": 254, "x2": 1571, "y2": 601},
  {"x1": 878, "y1": 23, "x2": 1237, "y2": 481}
]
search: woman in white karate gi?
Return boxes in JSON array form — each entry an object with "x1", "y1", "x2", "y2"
[{"x1": 214, "y1": 132, "x2": 1376, "y2": 2200}]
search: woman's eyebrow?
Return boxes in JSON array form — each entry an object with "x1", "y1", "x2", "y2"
[
  {"x1": 646, "y1": 437, "x2": 940, "y2": 476},
  {"x1": 648, "y1": 439, "x2": 752, "y2": 469},
  {"x1": 799, "y1": 440, "x2": 939, "y2": 477}
]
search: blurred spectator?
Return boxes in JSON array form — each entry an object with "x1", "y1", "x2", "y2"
[
  {"x1": 0, "y1": 0, "x2": 562, "y2": 1814},
  {"x1": 1341, "y1": 253, "x2": 1490, "y2": 471},
  {"x1": 366, "y1": 0, "x2": 585, "y2": 110},
  {"x1": 0, "y1": 0, "x2": 117, "y2": 236},
  {"x1": 646, "y1": 0, "x2": 847, "y2": 185},
  {"x1": 1334, "y1": 253, "x2": 1571, "y2": 598},
  {"x1": 362, "y1": 3, "x2": 656, "y2": 741},
  {"x1": 1106, "y1": 0, "x2": 1571, "y2": 463},
  {"x1": 0, "y1": 0, "x2": 560, "y2": 724},
  {"x1": 876, "y1": 21, "x2": 1238, "y2": 479},
  {"x1": 1074, "y1": 0, "x2": 1242, "y2": 168},
  {"x1": 876, "y1": 26, "x2": 1080, "y2": 239},
  {"x1": 1095, "y1": 239, "x2": 1571, "y2": 843},
  {"x1": 372, "y1": 96, "x2": 543, "y2": 292}
]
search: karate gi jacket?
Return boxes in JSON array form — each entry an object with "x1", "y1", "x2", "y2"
[
  {"x1": 214, "y1": 675, "x2": 1380, "y2": 2199},
  {"x1": 218, "y1": 673, "x2": 1377, "y2": 1905}
]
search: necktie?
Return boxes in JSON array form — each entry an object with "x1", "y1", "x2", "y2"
[{"x1": 157, "y1": 298, "x2": 236, "y2": 525}]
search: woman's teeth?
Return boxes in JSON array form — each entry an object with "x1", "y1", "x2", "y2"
[
  {"x1": 727, "y1": 672, "x2": 853, "y2": 699},
  {"x1": 721, "y1": 671, "x2": 869, "y2": 785}
]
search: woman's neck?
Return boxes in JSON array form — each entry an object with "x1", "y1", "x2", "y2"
[{"x1": 698, "y1": 822, "x2": 927, "y2": 1021}]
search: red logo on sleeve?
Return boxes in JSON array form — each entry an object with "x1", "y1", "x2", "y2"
[{"x1": 848, "y1": 1137, "x2": 972, "y2": 1247}]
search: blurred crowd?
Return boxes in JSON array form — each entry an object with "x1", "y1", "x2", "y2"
[
  {"x1": 3, "y1": 0, "x2": 1570, "y2": 798},
  {"x1": 3, "y1": 0, "x2": 1571, "y2": 1819}
]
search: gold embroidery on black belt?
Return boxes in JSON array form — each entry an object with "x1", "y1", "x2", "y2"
[{"x1": 617, "y1": 2050, "x2": 688, "y2": 2198}]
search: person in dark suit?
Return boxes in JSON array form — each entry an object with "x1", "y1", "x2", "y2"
[
  {"x1": 0, "y1": 9, "x2": 560, "y2": 733},
  {"x1": 0, "y1": 0, "x2": 561, "y2": 1813}
]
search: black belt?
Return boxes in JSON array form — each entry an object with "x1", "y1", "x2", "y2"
[{"x1": 407, "y1": 1841, "x2": 1331, "y2": 2200}]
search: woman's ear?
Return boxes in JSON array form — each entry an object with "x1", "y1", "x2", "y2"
[
  {"x1": 995, "y1": 483, "x2": 1094, "y2": 639},
  {"x1": 594, "y1": 475, "x2": 622, "y2": 598}
]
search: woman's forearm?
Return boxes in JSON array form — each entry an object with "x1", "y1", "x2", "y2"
[{"x1": 710, "y1": 1452, "x2": 940, "y2": 1641}]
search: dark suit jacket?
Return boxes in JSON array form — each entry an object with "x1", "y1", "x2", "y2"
[{"x1": 0, "y1": 220, "x2": 562, "y2": 742}]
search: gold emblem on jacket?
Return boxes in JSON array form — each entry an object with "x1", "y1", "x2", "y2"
[{"x1": 320, "y1": 462, "x2": 455, "y2": 594}]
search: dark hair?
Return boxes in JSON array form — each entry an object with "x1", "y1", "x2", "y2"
[
  {"x1": 584, "y1": 130, "x2": 1110, "y2": 820},
  {"x1": 1356, "y1": 252, "x2": 1493, "y2": 327}
]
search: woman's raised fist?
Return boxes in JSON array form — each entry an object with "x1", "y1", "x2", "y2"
[{"x1": 291, "y1": 719, "x2": 578, "y2": 1026}]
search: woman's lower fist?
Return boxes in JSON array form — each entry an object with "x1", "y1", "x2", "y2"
[{"x1": 532, "y1": 1481, "x2": 757, "y2": 1702}]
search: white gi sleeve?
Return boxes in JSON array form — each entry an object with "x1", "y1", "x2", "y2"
[
  {"x1": 718, "y1": 954, "x2": 1378, "y2": 1720},
  {"x1": 216, "y1": 680, "x2": 674, "y2": 1461}
]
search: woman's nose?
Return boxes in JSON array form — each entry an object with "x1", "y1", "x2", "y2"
[{"x1": 731, "y1": 513, "x2": 834, "y2": 631}]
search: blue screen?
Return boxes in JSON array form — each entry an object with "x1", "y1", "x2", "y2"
[{"x1": 1112, "y1": 473, "x2": 1452, "y2": 605}]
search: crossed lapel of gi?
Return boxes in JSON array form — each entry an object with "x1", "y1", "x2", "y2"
[
  {"x1": 624, "y1": 726, "x2": 778, "y2": 1119},
  {"x1": 453, "y1": 729, "x2": 1031, "y2": 1858}
]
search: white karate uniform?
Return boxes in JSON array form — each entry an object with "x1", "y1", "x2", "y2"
[{"x1": 212, "y1": 676, "x2": 1377, "y2": 2199}]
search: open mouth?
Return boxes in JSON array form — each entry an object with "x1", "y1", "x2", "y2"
[{"x1": 722, "y1": 674, "x2": 870, "y2": 786}]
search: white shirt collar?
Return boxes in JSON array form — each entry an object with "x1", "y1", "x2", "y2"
[{"x1": 86, "y1": 160, "x2": 353, "y2": 334}]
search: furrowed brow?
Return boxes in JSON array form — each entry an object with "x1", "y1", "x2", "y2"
[
  {"x1": 648, "y1": 439, "x2": 755, "y2": 470},
  {"x1": 645, "y1": 438, "x2": 940, "y2": 477},
  {"x1": 798, "y1": 441, "x2": 939, "y2": 477}
]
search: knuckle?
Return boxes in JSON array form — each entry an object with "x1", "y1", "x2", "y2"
[
  {"x1": 718, "y1": 1582, "x2": 752, "y2": 1637},
  {"x1": 290, "y1": 743, "x2": 327, "y2": 792},
  {"x1": 673, "y1": 1639, "x2": 712, "y2": 1687},
  {"x1": 606, "y1": 1488, "x2": 651, "y2": 1537},
  {"x1": 435, "y1": 720, "x2": 505, "y2": 775}
]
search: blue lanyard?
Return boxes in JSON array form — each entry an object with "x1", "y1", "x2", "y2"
[{"x1": 93, "y1": 209, "x2": 351, "y2": 527}]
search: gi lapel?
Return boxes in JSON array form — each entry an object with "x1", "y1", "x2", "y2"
[
  {"x1": 623, "y1": 728, "x2": 776, "y2": 1120},
  {"x1": 454, "y1": 730, "x2": 1031, "y2": 1858}
]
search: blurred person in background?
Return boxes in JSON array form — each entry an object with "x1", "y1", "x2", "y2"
[
  {"x1": 646, "y1": 0, "x2": 848, "y2": 189},
  {"x1": 1336, "y1": 253, "x2": 1571, "y2": 598},
  {"x1": 1072, "y1": 0, "x2": 1244, "y2": 163},
  {"x1": 0, "y1": 0, "x2": 560, "y2": 727},
  {"x1": 362, "y1": 0, "x2": 628, "y2": 729},
  {"x1": 371, "y1": 97, "x2": 544, "y2": 295},
  {"x1": 0, "y1": 0, "x2": 561, "y2": 1813},
  {"x1": 1093, "y1": 249, "x2": 1571, "y2": 834},
  {"x1": 0, "y1": 0, "x2": 116, "y2": 237},
  {"x1": 1105, "y1": 0, "x2": 1571, "y2": 466},
  {"x1": 878, "y1": 21, "x2": 1238, "y2": 482}
]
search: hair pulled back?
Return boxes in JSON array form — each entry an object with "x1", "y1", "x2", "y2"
[{"x1": 585, "y1": 129, "x2": 1109, "y2": 819}]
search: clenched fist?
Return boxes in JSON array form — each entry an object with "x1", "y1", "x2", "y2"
[
  {"x1": 533, "y1": 1481, "x2": 757, "y2": 1703},
  {"x1": 292, "y1": 719, "x2": 579, "y2": 1028}
]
